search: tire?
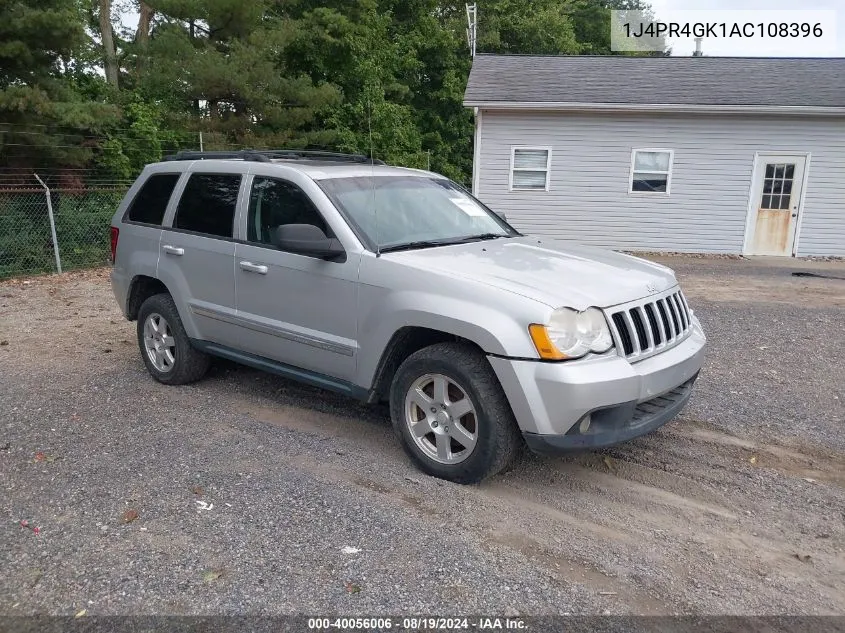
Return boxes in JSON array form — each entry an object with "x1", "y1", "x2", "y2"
[
  {"x1": 389, "y1": 342, "x2": 522, "y2": 484},
  {"x1": 136, "y1": 293, "x2": 210, "y2": 385}
]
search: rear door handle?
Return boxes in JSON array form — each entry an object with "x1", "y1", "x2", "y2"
[
  {"x1": 239, "y1": 261, "x2": 268, "y2": 275},
  {"x1": 162, "y1": 245, "x2": 184, "y2": 256}
]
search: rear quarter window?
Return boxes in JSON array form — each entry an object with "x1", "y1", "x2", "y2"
[{"x1": 125, "y1": 173, "x2": 181, "y2": 225}]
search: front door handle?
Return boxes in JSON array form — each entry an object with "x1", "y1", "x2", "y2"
[
  {"x1": 162, "y1": 245, "x2": 184, "y2": 256},
  {"x1": 239, "y1": 261, "x2": 268, "y2": 275}
]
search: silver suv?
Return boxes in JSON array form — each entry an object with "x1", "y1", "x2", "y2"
[{"x1": 110, "y1": 150, "x2": 706, "y2": 483}]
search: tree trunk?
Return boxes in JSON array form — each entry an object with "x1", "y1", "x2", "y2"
[
  {"x1": 136, "y1": 2, "x2": 154, "y2": 46},
  {"x1": 189, "y1": 20, "x2": 200, "y2": 115},
  {"x1": 98, "y1": 0, "x2": 119, "y2": 88},
  {"x1": 134, "y1": 1, "x2": 154, "y2": 73}
]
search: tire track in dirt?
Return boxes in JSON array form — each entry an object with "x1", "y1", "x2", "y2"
[{"x1": 229, "y1": 391, "x2": 845, "y2": 614}]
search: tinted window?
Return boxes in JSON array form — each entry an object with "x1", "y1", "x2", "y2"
[
  {"x1": 126, "y1": 173, "x2": 180, "y2": 225},
  {"x1": 174, "y1": 174, "x2": 241, "y2": 238},
  {"x1": 247, "y1": 177, "x2": 328, "y2": 245}
]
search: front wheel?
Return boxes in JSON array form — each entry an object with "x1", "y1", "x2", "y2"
[{"x1": 389, "y1": 343, "x2": 521, "y2": 484}]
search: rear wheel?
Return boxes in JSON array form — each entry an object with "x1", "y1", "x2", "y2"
[
  {"x1": 136, "y1": 293, "x2": 210, "y2": 385},
  {"x1": 389, "y1": 342, "x2": 521, "y2": 484}
]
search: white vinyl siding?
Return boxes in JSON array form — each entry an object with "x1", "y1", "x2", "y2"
[
  {"x1": 510, "y1": 147, "x2": 551, "y2": 191},
  {"x1": 476, "y1": 110, "x2": 845, "y2": 257}
]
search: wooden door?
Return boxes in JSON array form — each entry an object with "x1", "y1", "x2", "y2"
[{"x1": 747, "y1": 156, "x2": 806, "y2": 256}]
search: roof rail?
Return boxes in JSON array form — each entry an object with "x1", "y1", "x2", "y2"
[
  {"x1": 162, "y1": 149, "x2": 385, "y2": 165},
  {"x1": 162, "y1": 150, "x2": 270, "y2": 163}
]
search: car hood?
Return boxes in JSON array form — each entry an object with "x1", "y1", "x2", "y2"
[{"x1": 386, "y1": 236, "x2": 678, "y2": 309}]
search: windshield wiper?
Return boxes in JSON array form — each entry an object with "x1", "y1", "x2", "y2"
[
  {"x1": 379, "y1": 234, "x2": 508, "y2": 254},
  {"x1": 379, "y1": 239, "x2": 457, "y2": 254},
  {"x1": 453, "y1": 233, "x2": 508, "y2": 243}
]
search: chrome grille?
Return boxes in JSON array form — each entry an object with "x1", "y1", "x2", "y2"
[{"x1": 607, "y1": 289, "x2": 692, "y2": 361}]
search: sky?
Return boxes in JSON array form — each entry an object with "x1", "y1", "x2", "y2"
[{"x1": 646, "y1": 0, "x2": 843, "y2": 56}]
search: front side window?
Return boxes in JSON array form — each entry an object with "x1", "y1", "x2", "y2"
[
  {"x1": 247, "y1": 177, "x2": 329, "y2": 246},
  {"x1": 630, "y1": 149, "x2": 673, "y2": 194},
  {"x1": 126, "y1": 173, "x2": 180, "y2": 225},
  {"x1": 510, "y1": 147, "x2": 551, "y2": 191},
  {"x1": 173, "y1": 173, "x2": 241, "y2": 238},
  {"x1": 318, "y1": 176, "x2": 518, "y2": 251}
]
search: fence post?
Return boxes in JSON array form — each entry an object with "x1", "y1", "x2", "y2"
[{"x1": 33, "y1": 174, "x2": 62, "y2": 274}]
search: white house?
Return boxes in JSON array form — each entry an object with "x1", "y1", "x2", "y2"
[{"x1": 464, "y1": 55, "x2": 845, "y2": 257}]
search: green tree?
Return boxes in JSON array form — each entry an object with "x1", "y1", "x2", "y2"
[
  {"x1": 381, "y1": 0, "x2": 474, "y2": 179},
  {"x1": 135, "y1": 0, "x2": 340, "y2": 148},
  {"x1": 285, "y1": 2, "x2": 427, "y2": 166},
  {"x1": 0, "y1": 0, "x2": 119, "y2": 169},
  {"x1": 475, "y1": 0, "x2": 580, "y2": 54},
  {"x1": 571, "y1": 0, "x2": 666, "y2": 55}
]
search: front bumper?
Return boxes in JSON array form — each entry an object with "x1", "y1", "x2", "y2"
[
  {"x1": 488, "y1": 316, "x2": 706, "y2": 452},
  {"x1": 522, "y1": 375, "x2": 697, "y2": 453}
]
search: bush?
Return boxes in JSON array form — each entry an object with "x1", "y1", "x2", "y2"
[{"x1": 0, "y1": 192, "x2": 55, "y2": 278}]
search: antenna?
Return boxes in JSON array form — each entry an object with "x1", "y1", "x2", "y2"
[
  {"x1": 367, "y1": 97, "x2": 375, "y2": 165},
  {"x1": 693, "y1": 37, "x2": 703, "y2": 57},
  {"x1": 465, "y1": 4, "x2": 477, "y2": 58}
]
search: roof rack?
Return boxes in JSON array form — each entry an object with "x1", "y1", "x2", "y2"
[{"x1": 162, "y1": 149, "x2": 385, "y2": 165}]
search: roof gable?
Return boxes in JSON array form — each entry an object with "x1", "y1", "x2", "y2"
[{"x1": 464, "y1": 55, "x2": 845, "y2": 112}]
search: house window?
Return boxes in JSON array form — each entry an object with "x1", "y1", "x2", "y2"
[
  {"x1": 510, "y1": 147, "x2": 551, "y2": 191},
  {"x1": 630, "y1": 149, "x2": 673, "y2": 194}
]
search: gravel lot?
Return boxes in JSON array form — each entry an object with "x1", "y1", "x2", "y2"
[{"x1": 1, "y1": 256, "x2": 843, "y2": 616}]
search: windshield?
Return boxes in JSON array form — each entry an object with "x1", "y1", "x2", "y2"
[{"x1": 318, "y1": 176, "x2": 518, "y2": 251}]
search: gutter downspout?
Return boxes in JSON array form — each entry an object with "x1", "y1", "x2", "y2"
[{"x1": 472, "y1": 107, "x2": 482, "y2": 197}]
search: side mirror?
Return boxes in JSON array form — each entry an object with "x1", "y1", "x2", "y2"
[
  {"x1": 495, "y1": 211, "x2": 508, "y2": 222},
  {"x1": 271, "y1": 224, "x2": 345, "y2": 261}
]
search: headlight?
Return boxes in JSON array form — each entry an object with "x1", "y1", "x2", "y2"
[{"x1": 529, "y1": 307, "x2": 614, "y2": 360}]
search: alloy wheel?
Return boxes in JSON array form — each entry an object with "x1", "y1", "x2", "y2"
[
  {"x1": 143, "y1": 312, "x2": 176, "y2": 373},
  {"x1": 404, "y1": 373, "x2": 478, "y2": 464}
]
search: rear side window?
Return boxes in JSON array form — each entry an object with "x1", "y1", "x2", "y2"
[
  {"x1": 174, "y1": 173, "x2": 241, "y2": 238},
  {"x1": 126, "y1": 173, "x2": 180, "y2": 225}
]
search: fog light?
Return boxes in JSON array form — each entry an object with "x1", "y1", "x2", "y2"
[{"x1": 579, "y1": 414, "x2": 592, "y2": 434}]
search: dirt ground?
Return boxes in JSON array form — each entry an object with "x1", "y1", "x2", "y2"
[{"x1": 1, "y1": 256, "x2": 844, "y2": 616}]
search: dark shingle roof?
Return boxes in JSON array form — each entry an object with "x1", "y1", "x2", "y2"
[{"x1": 464, "y1": 55, "x2": 845, "y2": 109}]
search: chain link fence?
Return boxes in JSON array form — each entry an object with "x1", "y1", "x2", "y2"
[{"x1": 0, "y1": 175, "x2": 128, "y2": 279}]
